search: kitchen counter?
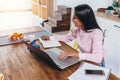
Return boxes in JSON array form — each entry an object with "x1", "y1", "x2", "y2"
[{"x1": 94, "y1": 11, "x2": 120, "y2": 23}]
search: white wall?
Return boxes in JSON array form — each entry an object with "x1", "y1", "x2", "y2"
[
  {"x1": 0, "y1": 0, "x2": 32, "y2": 11},
  {"x1": 54, "y1": 0, "x2": 113, "y2": 26},
  {"x1": 55, "y1": 0, "x2": 113, "y2": 13}
]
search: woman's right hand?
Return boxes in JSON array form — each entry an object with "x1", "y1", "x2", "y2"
[
  {"x1": 41, "y1": 36, "x2": 50, "y2": 40},
  {"x1": 58, "y1": 52, "x2": 79, "y2": 60}
]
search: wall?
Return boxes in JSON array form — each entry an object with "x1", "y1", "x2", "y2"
[
  {"x1": 0, "y1": 0, "x2": 32, "y2": 12},
  {"x1": 55, "y1": 0, "x2": 113, "y2": 13},
  {"x1": 54, "y1": 0, "x2": 113, "y2": 26}
]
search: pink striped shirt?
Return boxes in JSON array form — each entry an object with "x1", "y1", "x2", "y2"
[{"x1": 55, "y1": 27, "x2": 104, "y2": 63}]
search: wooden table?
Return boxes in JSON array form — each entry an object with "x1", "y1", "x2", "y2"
[
  {"x1": 0, "y1": 41, "x2": 119, "y2": 80},
  {"x1": 35, "y1": 40, "x2": 120, "y2": 80}
]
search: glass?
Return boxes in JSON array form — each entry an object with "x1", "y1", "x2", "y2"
[
  {"x1": 24, "y1": 35, "x2": 36, "y2": 43},
  {"x1": 105, "y1": 10, "x2": 111, "y2": 16}
]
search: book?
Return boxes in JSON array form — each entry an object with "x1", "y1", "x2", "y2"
[
  {"x1": 39, "y1": 38, "x2": 62, "y2": 48},
  {"x1": 68, "y1": 62, "x2": 111, "y2": 80}
]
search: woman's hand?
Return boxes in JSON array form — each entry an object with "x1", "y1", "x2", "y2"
[
  {"x1": 41, "y1": 36, "x2": 50, "y2": 40},
  {"x1": 58, "y1": 52, "x2": 79, "y2": 60}
]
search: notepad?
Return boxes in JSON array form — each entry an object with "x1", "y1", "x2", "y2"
[
  {"x1": 39, "y1": 38, "x2": 62, "y2": 48},
  {"x1": 68, "y1": 62, "x2": 111, "y2": 80}
]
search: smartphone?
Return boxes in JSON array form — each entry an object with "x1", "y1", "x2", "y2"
[{"x1": 85, "y1": 69, "x2": 105, "y2": 75}]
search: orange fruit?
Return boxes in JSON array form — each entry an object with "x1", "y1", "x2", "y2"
[
  {"x1": 19, "y1": 33, "x2": 24, "y2": 39},
  {"x1": 13, "y1": 32, "x2": 19, "y2": 37},
  {"x1": 11, "y1": 35, "x2": 18, "y2": 40}
]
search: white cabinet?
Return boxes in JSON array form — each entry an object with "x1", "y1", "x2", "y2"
[{"x1": 96, "y1": 16, "x2": 120, "y2": 77}]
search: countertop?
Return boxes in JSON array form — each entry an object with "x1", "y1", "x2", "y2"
[{"x1": 94, "y1": 11, "x2": 120, "y2": 23}]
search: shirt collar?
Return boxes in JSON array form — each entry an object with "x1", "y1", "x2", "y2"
[{"x1": 87, "y1": 29, "x2": 94, "y2": 32}]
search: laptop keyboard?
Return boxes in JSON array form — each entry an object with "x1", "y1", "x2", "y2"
[{"x1": 44, "y1": 48, "x2": 79, "y2": 69}]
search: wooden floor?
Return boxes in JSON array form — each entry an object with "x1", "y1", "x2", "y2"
[
  {"x1": 0, "y1": 26, "x2": 43, "y2": 36},
  {"x1": 0, "y1": 11, "x2": 42, "y2": 31}
]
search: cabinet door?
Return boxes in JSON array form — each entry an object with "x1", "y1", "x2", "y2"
[
  {"x1": 104, "y1": 39, "x2": 120, "y2": 76},
  {"x1": 33, "y1": 0, "x2": 53, "y2": 20},
  {"x1": 103, "y1": 19, "x2": 120, "y2": 41},
  {"x1": 96, "y1": 16, "x2": 120, "y2": 43},
  {"x1": 104, "y1": 20, "x2": 120, "y2": 76},
  {"x1": 96, "y1": 16, "x2": 120, "y2": 76}
]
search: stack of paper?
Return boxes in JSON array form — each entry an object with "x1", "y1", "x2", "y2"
[
  {"x1": 39, "y1": 38, "x2": 62, "y2": 48},
  {"x1": 68, "y1": 62, "x2": 111, "y2": 80}
]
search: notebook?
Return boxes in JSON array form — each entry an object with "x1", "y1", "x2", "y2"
[
  {"x1": 39, "y1": 38, "x2": 62, "y2": 48},
  {"x1": 68, "y1": 62, "x2": 111, "y2": 80},
  {"x1": 23, "y1": 41, "x2": 80, "y2": 70}
]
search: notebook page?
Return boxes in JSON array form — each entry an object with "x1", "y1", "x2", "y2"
[{"x1": 39, "y1": 38, "x2": 62, "y2": 48}]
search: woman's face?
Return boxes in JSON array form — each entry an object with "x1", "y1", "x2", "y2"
[{"x1": 72, "y1": 14, "x2": 84, "y2": 29}]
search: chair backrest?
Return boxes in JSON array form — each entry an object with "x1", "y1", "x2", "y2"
[{"x1": 68, "y1": 25, "x2": 78, "y2": 50}]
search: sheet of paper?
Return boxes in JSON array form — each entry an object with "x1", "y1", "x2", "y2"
[
  {"x1": 68, "y1": 62, "x2": 111, "y2": 80},
  {"x1": 39, "y1": 38, "x2": 62, "y2": 48}
]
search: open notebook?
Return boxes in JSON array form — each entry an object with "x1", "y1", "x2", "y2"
[
  {"x1": 23, "y1": 41, "x2": 80, "y2": 70},
  {"x1": 39, "y1": 38, "x2": 62, "y2": 48},
  {"x1": 68, "y1": 62, "x2": 111, "y2": 80}
]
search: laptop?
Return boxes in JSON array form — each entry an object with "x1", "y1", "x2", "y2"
[{"x1": 23, "y1": 41, "x2": 80, "y2": 70}]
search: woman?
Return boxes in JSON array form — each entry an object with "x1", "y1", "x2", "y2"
[{"x1": 42, "y1": 4, "x2": 104, "y2": 66}]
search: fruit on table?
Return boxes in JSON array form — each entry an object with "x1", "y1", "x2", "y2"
[
  {"x1": 19, "y1": 33, "x2": 24, "y2": 39},
  {"x1": 8, "y1": 35, "x2": 18, "y2": 40},
  {"x1": 13, "y1": 32, "x2": 19, "y2": 37},
  {"x1": 8, "y1": 32, "x2": 24, "y2": 40}
]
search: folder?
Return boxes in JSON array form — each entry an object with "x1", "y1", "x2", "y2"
[{"x1": 68, "y1": 62, "x2": 111, "y2": 80}]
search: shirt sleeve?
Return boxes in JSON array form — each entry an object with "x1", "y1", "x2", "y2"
[
  {"x1": 54, "y1": 28, "x2": 78, "y2": 43},
  {"x1": 83, "y1": 29, "x2": 104, "y2": 63},
  {"x1": 79, "y1": 52, "x2": 86, "y2": 61}
]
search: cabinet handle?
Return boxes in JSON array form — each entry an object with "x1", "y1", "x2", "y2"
[
  {"x1": 103, "y1": 29, "x2": 107, "y2": 37},
  {"x1": 114, "y1": 25, "x2": 120, "y2": 28}
]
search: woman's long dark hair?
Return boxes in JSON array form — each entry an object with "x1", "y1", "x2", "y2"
[{"x1": 75, "y1": 4, "x2": 101, "y2": 32}]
